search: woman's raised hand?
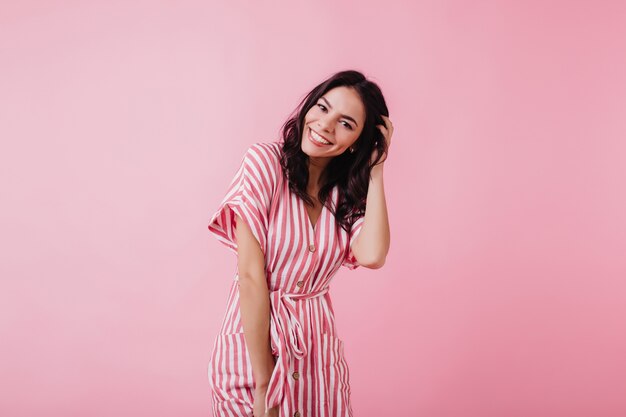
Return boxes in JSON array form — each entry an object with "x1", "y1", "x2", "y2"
[{"x1": 371, "y1": 115, "x2": 394, "y2": 165}]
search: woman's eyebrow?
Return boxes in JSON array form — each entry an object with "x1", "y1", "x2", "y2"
[{"x1": 320, "y1": 97, "x2": 359, "y2": 127}]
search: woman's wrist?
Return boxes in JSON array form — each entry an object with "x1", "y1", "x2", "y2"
[
  {"x1": 255, "y1": 381, "x2": 269, "y2": 391},
  {"x1": 254, "y1": 355, "x2": 276, "y2": 390},
  {"x1": 371, "y1": 163, "x2": 384, "y2": 181}
]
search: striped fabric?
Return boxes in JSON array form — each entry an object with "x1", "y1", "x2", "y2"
[{"x1": 207, "y1": 142, "x2": 364, "y2": 416}]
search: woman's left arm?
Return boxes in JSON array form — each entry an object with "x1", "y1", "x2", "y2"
[{"x1": 351, "y1": 116, "x2": 394, "y2": 269}]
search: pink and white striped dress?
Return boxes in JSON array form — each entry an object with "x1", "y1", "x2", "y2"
[{"x1": 207, "y1": 141, "x2": 365, "y2": 417}]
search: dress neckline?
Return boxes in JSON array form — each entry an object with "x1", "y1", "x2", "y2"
[{"x1": 301, "y1": 185, "x2": 338, "y2": 233}]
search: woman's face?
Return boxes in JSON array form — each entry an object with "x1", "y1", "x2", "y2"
[{"x1": 301, "y1": 86, "x2": 366, "y2": 162}]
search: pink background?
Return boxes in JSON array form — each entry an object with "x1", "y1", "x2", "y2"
[{"x1": 2, "y1": 1, "x2": 625, "y2": 416}]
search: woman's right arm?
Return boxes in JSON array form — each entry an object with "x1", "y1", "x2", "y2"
[{"x1": 234, "y1": 214, "x2": 275, "y2": 391}]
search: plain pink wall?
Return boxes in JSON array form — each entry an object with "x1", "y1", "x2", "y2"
[{"x1": 2, "y1": 1, "x2": 625, "y2": 416}]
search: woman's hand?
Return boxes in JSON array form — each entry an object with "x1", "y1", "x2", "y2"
[
  {"x1": 371, "y1": 115, "x2": 394, "y2": 166},
  {"x1": 253, "y1": 386, "x2": 278, "y2": 417}
]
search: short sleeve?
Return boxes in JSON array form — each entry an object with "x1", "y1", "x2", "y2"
[
  {"x1": 341, "y1": 215, "x2": 365, "y2": 270},
  {"x1": 207, "y1": 143, "x2": 278, "y2": 256}
]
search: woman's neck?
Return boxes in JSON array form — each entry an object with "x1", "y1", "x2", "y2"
[{"x1": 307, "y1": 156, "x2": 330, "y2": 188}]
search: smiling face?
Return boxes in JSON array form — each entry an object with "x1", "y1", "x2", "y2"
[{"x1": 301, "y1": 86, "x2": 366, "y2": 164}]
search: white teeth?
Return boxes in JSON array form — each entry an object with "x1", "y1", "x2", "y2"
[{"x1": 310, "y1": 129, "x2": 331, "y2": 145}]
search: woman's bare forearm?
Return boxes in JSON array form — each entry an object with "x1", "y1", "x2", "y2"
[
  {"x1": 238, "y1": 274, "x2": 275, "y2": 389},
  {"x1": 351, "y1": 163, "x2": 390, "y2": 268},
  {"x1": 234, "y1": 214, "x2": 276, "y2": 390}
]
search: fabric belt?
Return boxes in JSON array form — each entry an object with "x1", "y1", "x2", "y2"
[{"x1": 264, "y1": 285, "x2": 330, "y2": 412}]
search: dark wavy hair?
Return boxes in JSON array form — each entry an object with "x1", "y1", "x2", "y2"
[{"x1": 278, "y1": 69, "x2": 389, "y2": 233}]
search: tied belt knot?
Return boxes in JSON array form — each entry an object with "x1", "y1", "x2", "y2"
[{"x1": 264, "y1": 285, "x2": 329, "y2": 412}]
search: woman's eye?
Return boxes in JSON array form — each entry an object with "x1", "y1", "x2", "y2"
[{"x1": 316, "y1": 104, "x2": 351, "y2": 129}]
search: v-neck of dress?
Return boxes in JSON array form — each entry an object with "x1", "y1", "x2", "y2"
[
  {"x1": 300, "y1": 185, "x2": 337, "y2": 235},
  {"x1": 303, "y1": 197, "x2": 323, "y2": 233}
]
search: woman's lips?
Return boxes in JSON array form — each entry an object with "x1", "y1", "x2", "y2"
[{"x1": 308, "y1": 127, "x2": 332, "y2": 147}]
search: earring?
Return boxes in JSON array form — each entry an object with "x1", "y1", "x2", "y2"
[{"x1": 349, "y1": 146, "x2": 355, "y2": 153}]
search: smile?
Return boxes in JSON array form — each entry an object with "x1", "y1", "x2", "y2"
[{"x1": 308, "y1": 128, "x2": 332, "y2": 146}]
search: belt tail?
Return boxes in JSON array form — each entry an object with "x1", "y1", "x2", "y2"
[{"x1": 265, "y1": 289, "x2": 287, "y2": 412}]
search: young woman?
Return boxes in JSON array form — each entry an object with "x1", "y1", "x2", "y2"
[{"x1": 207, "y1": 69, "x2": 393, "y2": 417}]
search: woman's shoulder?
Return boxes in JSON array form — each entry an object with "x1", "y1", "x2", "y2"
[
  {"x1": 245, "y1": 141, "x2": 282, "y2": 164},
  {"x1": 241, "y1": 141, "x2": 283, "y2": 188}
]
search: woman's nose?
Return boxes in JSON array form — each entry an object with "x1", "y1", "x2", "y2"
[{"x1": 317, "y1": 116, "x2": 333, "y2": 132}]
